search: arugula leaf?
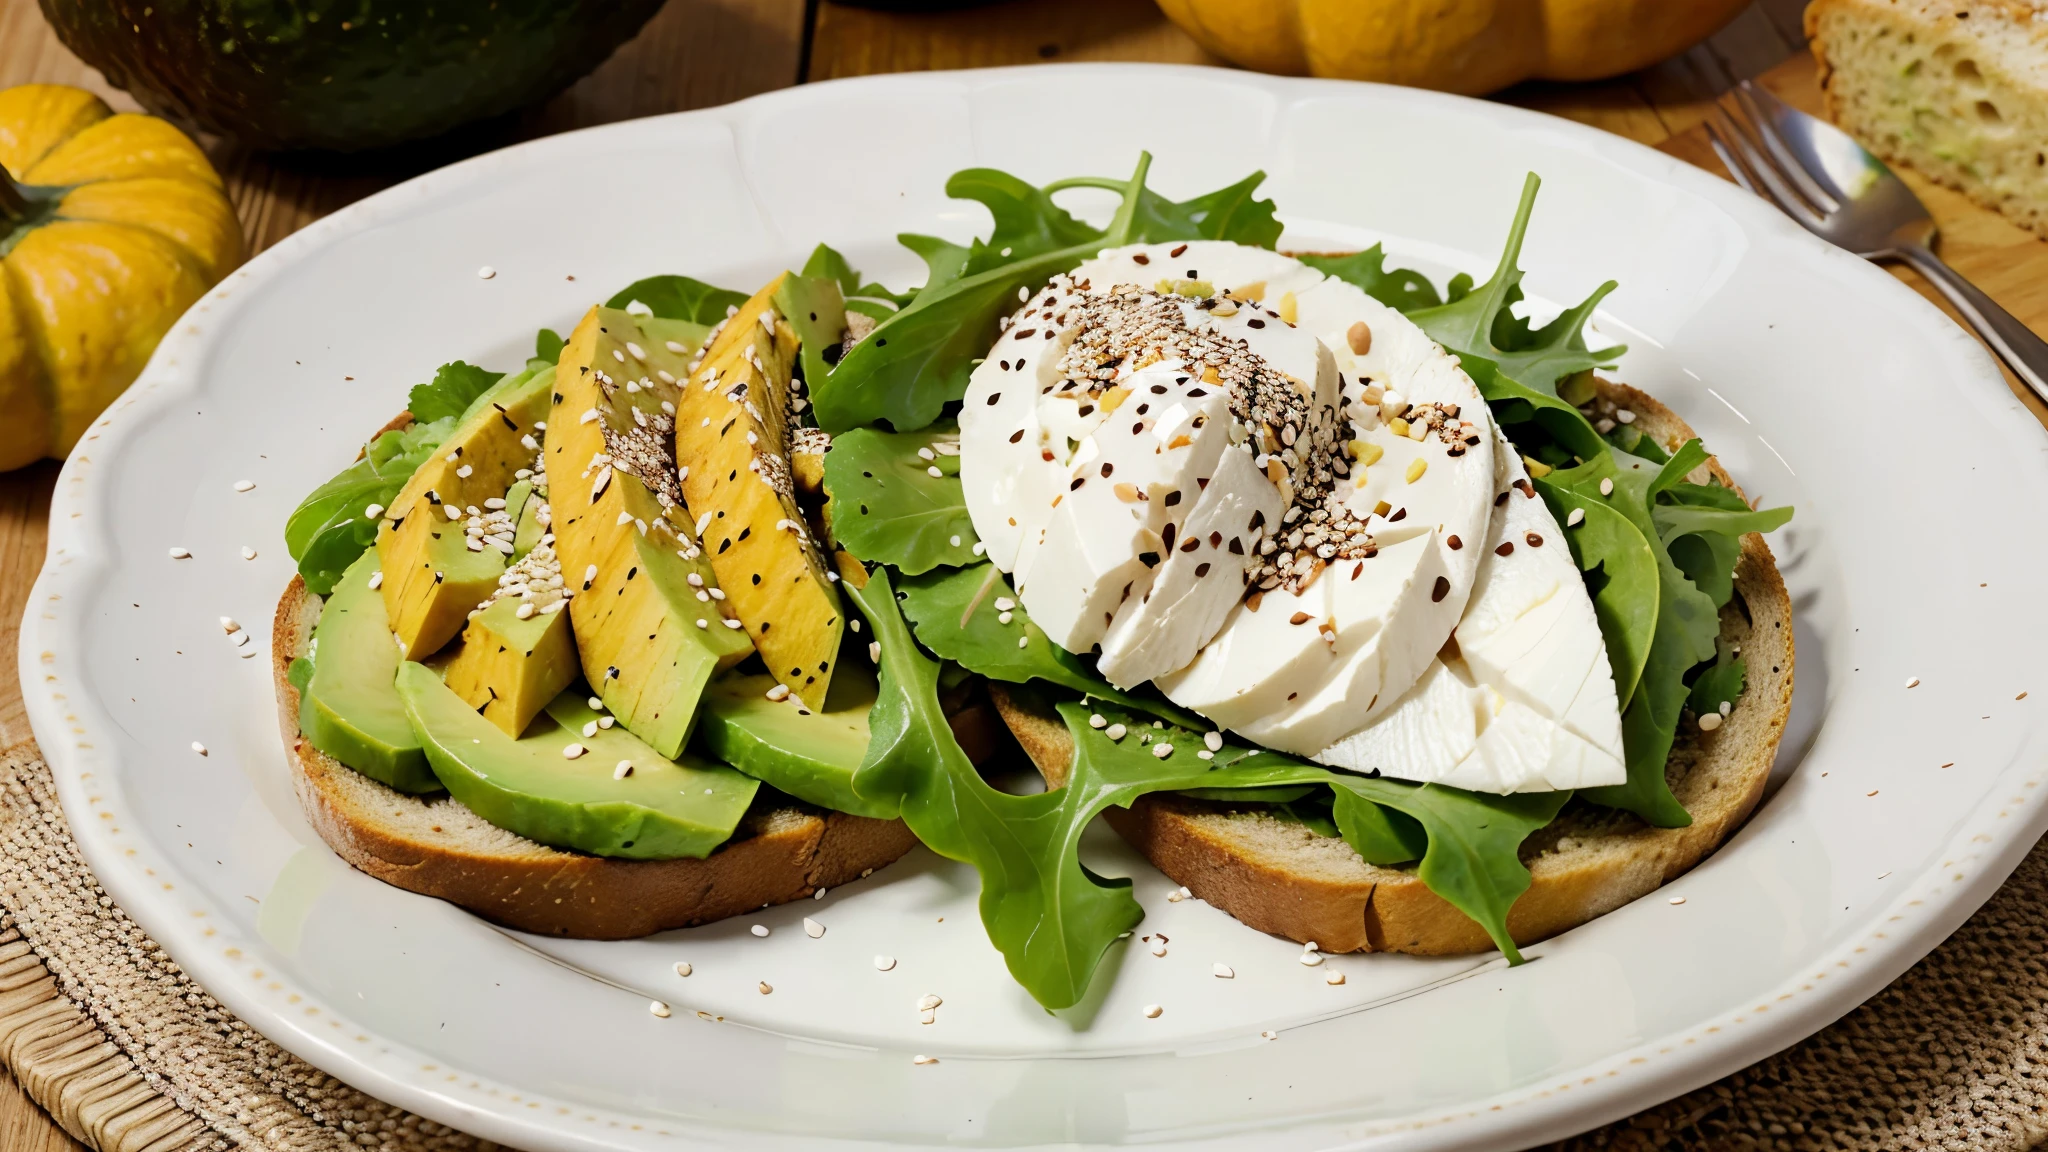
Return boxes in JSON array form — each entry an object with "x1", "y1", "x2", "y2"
[
  {"x1": 604, "y1": 275, "x2": 748, "y2": 325},
  {"x1": 849, "y1": 567, "x2": 1344, "y2": 1008},
  {"x1": 1299, "y1": 244, "x2": 1445, "y2": 311},
  {"x1": 1331, "y1": 788, "x2": 1429, "y2": 863},
  {"x1": 800, "y1": 243, "x2": 905, "y2": 318},
  {"x1": 1126, "y1": 171, "x2": 1282, "y2": 249},
  {"x1": 1328, "y1": 776, "x2": 1570, "y2": 961},
  {"x1": 821, "y1": 423, "x2": 981, "y2": 574},
  {"x1": 814, "y1": 153, "x2": 1283, "y2": 433},
  {"x1": 1407, "y1": 173, "x2": 1625, "y2": 400},
  {"x1": 1689, "y1": 638, "x2": 1746, "y2": 716},
  {"x1": 284, "y1": 417, "x2": 452, "y2": 595},
  {"x1": 406, "y1": 361, "x2": 502, "y2": 424},
  {"x1": 534, "y1": 328, "x2": 565, "y2": 367},
  {"x1": 895, "y1": 564, "x2": 1205, "y2": 730}
]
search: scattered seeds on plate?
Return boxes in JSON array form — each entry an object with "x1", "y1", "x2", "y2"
[
  {"x1": 1143, "y1": 1004, "x2": 1162, "y2": 1019},
  {"x1": 190, "y1": 742, "x2": 207, "y2": 756},
  {"x1": 751, "y1": 924, "x2": 770, "y2": 938},
  {"x1": 648, "y1": 1000, "x2": 671, "y2": 1018},
  {"x1": 874, "y1": 955, "x2": 895, "y2": 971},
  {"x1": 803, "y1": 917, "x2": 825, "y2": 939},
  {"x1": 674, "y1": 962, "x2": 692, "y2": 977}
]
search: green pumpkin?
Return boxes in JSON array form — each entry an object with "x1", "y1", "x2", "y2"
[{"x1": 36, "y1": 0, "x2": 668, "y2": 152}]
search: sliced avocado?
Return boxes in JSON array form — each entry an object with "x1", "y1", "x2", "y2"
[
  {"x1": 377, "y1": 366, "x2": 555, "y2": 659},
  {"x1": 676, "y1": 275, "x2": 845, "y2": 711},
  {"x1": 549, "y1": 307, "x2": 751, "y2": 758},
  {"x1": 441, "y1": 596, "x2": 578, "y2": 738},
  {"x1": 511, "y1": 482, "x2": 547, "y2": 559},
  {"x1": 299, "y1": 551, "x2": 440, "y2": 793},
  {"x1": 501, "y1": 479, "x2": 535, "y2": 553},
  {"x1": 396, "y1": 662, "x2": 757, "y2": 859},
  {"x1": 695, "y1": 658, "x2": 895, "y2": 819}
]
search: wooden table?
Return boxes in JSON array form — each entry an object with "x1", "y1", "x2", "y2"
[{"x1": 2, "y1": 1, "x2": 2043, "y2": 1147}]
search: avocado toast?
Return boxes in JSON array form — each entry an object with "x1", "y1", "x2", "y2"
[{"x1": 278, "y1": 160, "x2": 1791, "y2": 1012}]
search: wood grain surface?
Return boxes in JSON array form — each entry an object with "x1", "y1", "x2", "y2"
[{"x1": 2, "y1": 0, "x2": 2041, "y2": 1148}]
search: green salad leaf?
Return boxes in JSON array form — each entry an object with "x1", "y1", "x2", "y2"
[
  {"x1": 1328, "y1": 776, "x2": 1570, "y2": 961},
  {"x1": 1536, "y1": 478, "x2": 1659, "y2": 706},
  {"x1": 604, "y1": 275, "x2": 748, "y2": 325},
  {"x1": 285, "y1": 417, "x2": 450, "y2": 596},
  {"x1": 847, "y1": 566, "x2": 1347, "y2": 1009},
  {"x1": 1689, "y1": 638, "x2": 1746, "y2": 717},
  {"x1": 895, "y1": 564, "x2": 1204, "y2": 730},
  {"x1": 405, "y1": 360, "x2": 501, "y2": 424},
  {"x1": 801, "y1": 243, "x2": 907, "y2": 319},
  {"x1": 1407, "y1": 174, "x2": 1625, "y2": 399},
  {"x1": 813, "y1": 152, "x2": 1282, "y2": 433},
  {"x1": 1299, "y1": 244, "x2": 1446, "y2": 312},
  {"x1": 821, "y1": 422, "x2": 981, "y2": 574}
]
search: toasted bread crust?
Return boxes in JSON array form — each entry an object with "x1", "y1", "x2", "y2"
[
  {"x1": 274, "y1": 574, "x2": 951, "y2": 940},
  {"x1": 993, "y1": 379, "x2": 1794, "y2": 955}
]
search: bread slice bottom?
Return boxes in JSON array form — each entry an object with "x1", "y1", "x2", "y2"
[
  {"x1": 272, "y1": 576, "x2": 998, "y2": 940},
  {"x1": 992, "y1": 379, "x2": 1795, "y2": 955}
]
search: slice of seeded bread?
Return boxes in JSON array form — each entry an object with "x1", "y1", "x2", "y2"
[
  {"x1": 273, "y1": 576, "x2": 984, "y2": 938},
  {"x1": 992, "y1": 379, "x2": 1795, "y2": 955},
  {"x1": 1809, "y1": 0, "x2": 2048, "y2": 239}
]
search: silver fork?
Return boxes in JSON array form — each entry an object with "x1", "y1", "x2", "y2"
[{"x1": 1707, "y1": 79, "x2": 2048, "y2": 405}]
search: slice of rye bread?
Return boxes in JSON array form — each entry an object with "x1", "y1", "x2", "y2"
[{"x1": 991, "y1": 378, "x2": 1795, "y2": 956}]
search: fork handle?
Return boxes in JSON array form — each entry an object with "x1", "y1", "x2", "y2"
[{"x1": 1895, "y1": 245, "x2": 2048, "y2": 407}]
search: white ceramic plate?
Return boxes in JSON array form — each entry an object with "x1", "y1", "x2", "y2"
[{"x1": 24, "y1": 64, "x2": 2048, "y2": 1151}]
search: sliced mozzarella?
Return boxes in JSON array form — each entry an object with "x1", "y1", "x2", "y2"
[
  {"x1": 959, "y1": 277, "x2": 1088, "y2": 574},
  {"x1": 1153, "y1": 273, "x2": 1494, "y2": 754},
  {"x1": 1096, "y1": 443, "x2": 1282, "y2": 686},
  {"x1": 1018, "y1": 359, "x2": 1236, "y2": 653},
  {"x1": 1315, "y1": 437, "x2": 1625, "y2": 792}
]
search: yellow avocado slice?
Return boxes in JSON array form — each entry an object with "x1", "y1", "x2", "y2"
[
  {"x1": 549, "y1": 306, "x2": 752, "y2": 759},
  {"x1": 377, "y1": 368, "x2": 554, "y2": 659},
  {"x1": 441, "y1": 590, "x2": 578, "y2": 738},
  {"x1": 676, "y1": 275, "x2": 844, "y2": 710}
]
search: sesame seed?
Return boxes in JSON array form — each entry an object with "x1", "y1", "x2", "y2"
[
  {"x1": 1326, "y1": 970, "x2": 1346, "y2": 986},
  {"x1": 750, "y1": 924, "x2": 770, "y2": 937},
  {"x1": 1143, "y1": 1005, "x2": 1163, "y2": 1019},
  {"x1": 1205, "y1": 731, "x2": 1224, "y2": 751},
  {"x1": 367, "y1": 571, "x2": 383, "y2": 590},
  {"x1": 1213, "y1": 963, "x2": 1235, "y2": 978},
  {"x1": 918, "y1": 994, "x2": 942, "y2": 1011},
  {"x1": 994, "y1": 597, "x2": 1016, "y2": 611},
  {"x1": 724, "y1": 618, "x2": 743, "y2": 630},
  {"x1": 1697, "y1": 713, "x2": 1722, "y2": 731},
  {"x1": 1566, "y1": 507, "x2": 1586, "y2": 527},
  {"x1": 803, "y1": 917, "x2": 825, "y2": 939},
  {"x1": 613, "y1": 760, "x2": 634, "y2": 779},
  {"x1": 1262, "y1": 1031, "x2": 1278, "y2": 1040},
  {"x1": 674, "y1": 962, "x2": 692, "y2": 977},
  {"x1": 997, "y1": 611, "x2": 1013, "y2": 624},
  {"x1": 232, "y1": 479, "x2": 255, "y2": 492},
  {"x1": 766, "y1": 684, "x2": 791, "y2": 702},
  {"x1": 168, "y1": 547, "x2": 191, "y2": 560},
  {"x1": 648, "y1": 1000, "x2": 670, "y2": 1017},
  {"x1": 477, "y1": 266, "x2": 496, "y2": 279},
  {"x1": 874, "y1": 641, "x2": 886, "y2": 661},
  {"x1": 240, "y1": 546, "x2": 257, "y2": 560},
  {"x1": 1599, "y1": 477, "x2": 1615, "y2": 496},
  {"x1": 913, "y1": 1054, "x2": 937, "y2": 1066},
  {"x1": 875, "y1": 955, "x2": 896, "y2": 971},
  {"x1": 1016, "y1": 636, "x2": 1028, "y2": 649},
  {"x1": 1616, "y1": 409, "x2": 1636, "y2": 424},
  {"x1": 927, "y1": 465, "x2": 943, "y2": 478},
  {"x1": 1197, "y1": 750, "x2": 1213, "y2": 760},
  {"x1": 190, "y1": 742, "x2": 207, "y2": 755},
  {"x1": 1152, "y1": 742, "x2": 1174, "y2": 759},
  {"x1": 363, "y1": 503, "x2": 384, "y2": 519},
  {"x1": 230, "y1": 631, "x2": 251, "y2": 648},
  {"x1": 949, "y1": 535, "x2": 962, "y2": 547},
  {"x1": 219, "y1": 616, "x2": 240, "y2": 633},
  {"x1": 1105, "y1": 723, "x2": 1127, "y2": 741},
  {"x1": 1299, "y1": 950, "x2": 1324, "y2": 967},
  {"x1": 562, "y1": 744, "x2": 586, "y2": 760},
  {"x1": 1668, "y1": 896, "x2": 1686, "y2": 905},
  {"x1": 696, "y1": 619, "x2": 709, "y2": 629},
  {"x1": 1906, "y1": 676, "x2": 1920, "y2": 688}
]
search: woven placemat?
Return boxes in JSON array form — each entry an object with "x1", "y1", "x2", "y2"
[{"x1": 0, "y1": 740, "x2": 2042, "y2": 1152}]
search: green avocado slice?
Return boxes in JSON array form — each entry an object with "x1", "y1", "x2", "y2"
[
  {"x1": 395, "y1": 662, "x2": 758, "y2": 859},
  {"x1": 299, "y1": 550, "x2": 440, "y2": 793},
  {"x1": 695, "y1": 661, "x2": 895, "y2": 818}
]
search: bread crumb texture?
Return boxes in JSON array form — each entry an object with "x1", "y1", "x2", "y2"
[{"x1": 1811, "y1": 0, "x2": 2048, "y2": 237}]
